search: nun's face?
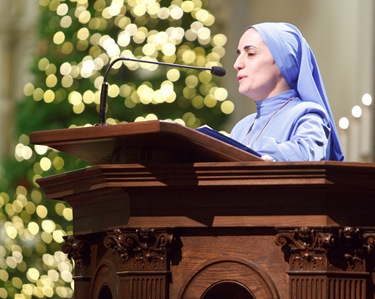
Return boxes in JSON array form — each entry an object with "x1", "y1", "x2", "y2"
[{"x1": 234, "y1": 28, "x2": 289, "y2": 101}]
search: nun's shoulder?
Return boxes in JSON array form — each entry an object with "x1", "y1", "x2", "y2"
[{"x1": 290, "y1": 99, "x2": 329, "y2": 117}]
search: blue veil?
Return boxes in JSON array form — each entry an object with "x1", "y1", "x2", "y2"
[{"x1": 249, "y1": 22, "x2": 344, "y2": 161}]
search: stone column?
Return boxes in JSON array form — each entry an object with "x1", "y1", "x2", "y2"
[{"x1": 0, "y1": 0, "x2": 38, "y2": 157}]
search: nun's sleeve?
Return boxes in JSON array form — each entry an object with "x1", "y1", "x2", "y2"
[{"x1": 250, "y1": 112, "x2": 330, "y2": 161}]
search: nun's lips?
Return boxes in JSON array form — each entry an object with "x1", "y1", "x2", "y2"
[{"x1": 237, "y1": 75, "x2": 247, "y2": 82}]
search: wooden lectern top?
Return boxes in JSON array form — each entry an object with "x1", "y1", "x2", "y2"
[{"x1": 30, "y1": 120, "x2": 262, "y2": 164}]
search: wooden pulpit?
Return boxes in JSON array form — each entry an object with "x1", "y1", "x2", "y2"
[{"x1": 30, "y1": 120, "x2": 375, "y2": 299}]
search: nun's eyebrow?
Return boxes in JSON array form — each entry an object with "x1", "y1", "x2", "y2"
[{"x1": 237, "y1": 45, "x2": 257, "y2": 55}]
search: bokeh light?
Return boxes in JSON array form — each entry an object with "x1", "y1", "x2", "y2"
[
  {"x1": 351, "y1": 105, "x2": 362, "y2": 118},
  {"x1": 22, "y1": 0, "x2": 231, "y2": 129},
  {"x1": 6, "y1": 0, "x2": 232, "y2": 298},
  {"x1": 339, "y1": 117, "x2": 349, "y2": 130},
  {"x1": 362, "y1": 93, "x2": 372, "y2": 106}
]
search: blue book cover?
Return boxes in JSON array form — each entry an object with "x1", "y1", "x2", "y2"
[{"x1": 196, "y1": 125, "x2": 261, "y2": 157}]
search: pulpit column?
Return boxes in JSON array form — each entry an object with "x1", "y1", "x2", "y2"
[
  {"x1": 63, "y1": 228, "x2": 181, "y2": 299},
  {"x1": 275, "y1": 226, "x2": 375, "y2": 299}
]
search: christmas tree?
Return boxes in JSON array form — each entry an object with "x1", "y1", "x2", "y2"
[{"x1": 0, "y1": 0, "x2": 231, "y2": 297}]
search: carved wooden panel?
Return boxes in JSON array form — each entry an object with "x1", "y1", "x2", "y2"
[
  {"x1": 275, "y1": 226, "x2": 375, "y2": 299},
  {"x1": 119, "y1": 274, "x2": 167, "y2": 299},
  {"x1": 179, "y1": 258, "x2": 280, "y2": 299},
  {"x1": 62, "y1": 227, "x2": 181, "y2": 299},
  {"x1": 103, "y1": 227, "x2": 178, "y2": 271},
  {"x1": 62, "y1": 235, "x2": 91, "y2": 275}
]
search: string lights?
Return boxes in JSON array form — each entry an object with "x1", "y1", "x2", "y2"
[{"x1": 2, "y1": 0, "x2": 229, "y2": 298}]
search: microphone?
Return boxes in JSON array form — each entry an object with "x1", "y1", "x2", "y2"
[{"x1": 98, "y1": 57, "x2": 226, "y2": 125}]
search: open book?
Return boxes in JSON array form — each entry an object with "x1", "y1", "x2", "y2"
[{"x1": 196, "y1": 125, "x2": 261, "y2": 158}]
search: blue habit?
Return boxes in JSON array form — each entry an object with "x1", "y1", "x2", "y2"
[
  {"x1": 231, "y1": 22, "x2": 344, "y2": 161},
  {"x1": 231, "y1": 90, "x2": 331, "y2": 161}
]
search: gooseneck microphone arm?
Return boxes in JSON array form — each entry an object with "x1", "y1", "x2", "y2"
[{"x1": 99, "y1": 57, "x2": 226, "y2": 125}]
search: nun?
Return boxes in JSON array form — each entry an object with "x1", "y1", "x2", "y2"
[{"x1": 231, "y1": 22, "x2": 344, "y2": 162}]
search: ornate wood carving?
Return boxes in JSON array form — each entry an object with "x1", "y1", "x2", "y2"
[
  {"x1": 103, "y1": 227, "x2": 179, "y2": 271},
  {"x1": 275, "y1": 226, "x2": 333, "y2": 271},
  {"x1": 62, "y1": 235, "x2": 91, "y2": 275},
  {"x1": 275, "y1": 226, "x2": 375, "y2": 272},
  {"x1": 275, "y1": 227, "x2": 375, "y2": 299},
  {"x1": 363, "y1": 230, "x2": 375, "y2": 255}
]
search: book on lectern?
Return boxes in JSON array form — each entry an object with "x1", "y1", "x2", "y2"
[{"x1": 196, "y1": 125, "x2": 261, "y2": 158}]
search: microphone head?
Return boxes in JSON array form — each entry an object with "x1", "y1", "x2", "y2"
[{"x1": 211, "y1": 66, "x2": 226, "y2": 77}]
